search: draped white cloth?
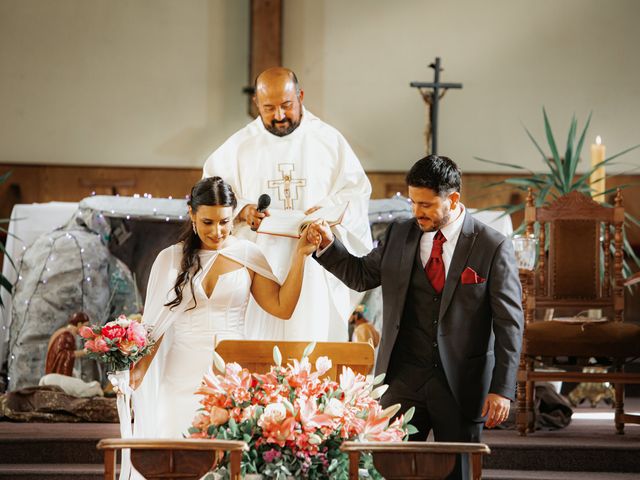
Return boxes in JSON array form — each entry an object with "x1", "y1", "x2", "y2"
[
  {"x1": 203, "y1": 108, "x2": 372, "y2": 342},
  {"x1": 126, "y1": 236, "x2": 277, "y2": 479}
]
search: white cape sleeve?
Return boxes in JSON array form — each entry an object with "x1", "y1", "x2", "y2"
[{"x1": 131, "y1": 245, "x2": 180, "y2": 446}]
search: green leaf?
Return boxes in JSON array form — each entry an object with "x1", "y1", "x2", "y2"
[
  {"x1": 543, "y1": 107, "x2": 563, "y2": 184},
  {"x1": 406, "y1": 425, "x2": 419, "y2": 435},
  {"x1": 562, "y1": 115, "x2": 577, "y2": 186},
  {"x1": 0, "y1": 241, "x2": 17, "y2": 272},
  {"x1": 372, "y1": 373, "x2": 386, "y2": 385},
  {"x1": 568, "y1": 111, "x2": 592, "y2": 188},
  {"x1": 403, "y1": 406, "x2": 415, "y2": 424},
  {"x1": 523, "y1": 125, "x2": 564, "y2": 191},
  {"x1": 473, "y1": 156, "x2": 535, "y2": 174}
]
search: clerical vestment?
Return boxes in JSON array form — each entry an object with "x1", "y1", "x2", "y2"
[{"x1": 203, "y1": 108, "x2": 372, "y2": 341}]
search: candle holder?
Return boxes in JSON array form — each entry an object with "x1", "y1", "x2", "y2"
[{"x1": 512, "y1": 234, "x2": 537, "y2": 271}]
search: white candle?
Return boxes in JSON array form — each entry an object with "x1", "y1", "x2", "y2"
[{"x1": 590, "y1": 136, "x2": 606, "y2": 202}]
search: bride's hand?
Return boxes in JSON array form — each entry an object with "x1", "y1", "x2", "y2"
[
  {"x1": 296, "y1": 225, "x2": 320, "y2": 256},
  {"x1": 129, "y1": 364, "x2": 146, "y2": 390}
]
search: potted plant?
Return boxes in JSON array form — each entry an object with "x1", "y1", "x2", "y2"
[{"x1": 474, "y1": 108, "x2": 640, "y2": 277}]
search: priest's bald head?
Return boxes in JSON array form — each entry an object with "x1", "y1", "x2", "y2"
[{"x1": 254, "y1": 67, "x2": 304, "y2": 137}]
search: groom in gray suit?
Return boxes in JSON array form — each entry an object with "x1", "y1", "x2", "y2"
[{"x1": 308, "y1": 155, "x2": 524, "y2": 479}]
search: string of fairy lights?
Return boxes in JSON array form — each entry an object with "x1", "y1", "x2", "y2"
[
  {"x1": 3, "y1": 193, "x2": 190, "y2": 386},
  {"x1": 6, "y1": 231, "x2": 90, "y2": 385}
]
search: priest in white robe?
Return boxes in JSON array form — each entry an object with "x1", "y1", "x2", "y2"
[{"x1": 203, "y1": 67, "x2": 372, "y2": 341}]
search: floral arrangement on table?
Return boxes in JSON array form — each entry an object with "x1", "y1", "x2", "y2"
[
  {"x1": 79, "y1": 313, "x2": 153, "y2": 372},
  {"x1": 189, "y1": 343, "x2": 416, "y2": 480}
]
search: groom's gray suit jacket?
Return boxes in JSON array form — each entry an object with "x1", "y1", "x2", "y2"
[{"x1": 316, "y1": 213, "x2": 524, "y2": 420}]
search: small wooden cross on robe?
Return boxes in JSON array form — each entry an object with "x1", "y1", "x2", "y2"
[
  {"x1": 410, "y1": 57, "x2": 463, "y2": 154},
  {"x1": 268, "y1": 163, "x2": 307, "y2": 210}
]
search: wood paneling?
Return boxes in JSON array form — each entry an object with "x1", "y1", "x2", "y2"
[{"x1": 1, "y1": 163, "x2": 638, "y2": 246}]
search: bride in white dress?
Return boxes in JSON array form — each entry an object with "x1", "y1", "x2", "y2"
[{"x1": 126, "y1": 177, "x2": 316, "y2": 475}]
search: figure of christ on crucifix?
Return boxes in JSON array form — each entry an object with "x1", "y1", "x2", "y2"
[
  {"x1": 410, "y1": 57, "x2": 463, "y2": 154},
  {"x1": 267, "y1": 163, "x2": 307, "y2": 210}
]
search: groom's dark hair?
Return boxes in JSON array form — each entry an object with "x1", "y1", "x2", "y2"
[{"x1": 406, "y1": 154, "x2": 461, "y2": 196}]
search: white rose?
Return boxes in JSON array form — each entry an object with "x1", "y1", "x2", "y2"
[
  {"x1": 263, "y1": 402, "x2": 287, "y2": 423},
  {"x1": 324, "y1": 398, "x2": 345, "y2": 417}
]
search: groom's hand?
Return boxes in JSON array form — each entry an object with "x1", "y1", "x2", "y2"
[
  {"x1": 307, "y1": 220, "x2": 334, "y2": 250},
  {"x1": 482, "y1": 393, "x2": 510, "y2": 428}
]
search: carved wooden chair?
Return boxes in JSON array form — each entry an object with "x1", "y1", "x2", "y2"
[
  {"x1": 516, "y1": 190, "x2": 640, "y2": 435},
  {"x1": 96, "y1": 438, "x2": 246, "y2": 480},
  {"x1": 215, "y1": 340, "x2": 375, "y2": 379},
  {"x1": 341, "y1": 441, "x2": 490, "y2": 480}
]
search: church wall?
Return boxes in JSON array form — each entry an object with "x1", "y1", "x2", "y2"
[
  {"x1": 1, "y1": 0, "x2": 638, "y2": 174},
  {"x1": 283, "y1": 0, "x2": 640, "y2": 173},
  {"x1": 0, "y1": 0, "x2": 250, "y2": 168}
]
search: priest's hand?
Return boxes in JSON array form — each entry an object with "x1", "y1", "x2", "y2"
[
  {"x1": 482, "y1": 393, "x2": 510, "y2": 428},
  {"x1": 307, "y1": 220, "x2": 334, "y2": 250},
  {"x1": 240, "y1": 204, "x2": 270, "y2": 231}
]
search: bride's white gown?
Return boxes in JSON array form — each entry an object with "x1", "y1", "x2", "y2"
[
  {"x1": 155, "y1": 265, "x2": 252, "y2": 437},
  {"x1": 124, "y1": 237, "x2": 277, "y2": 479}
]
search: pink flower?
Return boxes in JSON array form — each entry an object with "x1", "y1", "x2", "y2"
[
  {"x1": 260, "y1": 415, "x2": 297, "y2": 447},
  {"x1": 78, "y1": 326, "x2": 95, "y2": 339},
  {"x1": 101, "y1": 323, "x2": 126, "y2": 340},
  {"x1": 209, "y1": 406, "x2": 230, "y2": 426},
  {"x1": 117, "y1": 339, "x2": 137, "y2": 355},
  {"x1": 126, "y1": 320, "x2": 147, "y2": 347},
  {"x1": 85, "y1": 336, "x2": 109, "y2": 353},
  {"x1": 262, "y1": 448, "x2": 282, "y2": 463},
  {"x1": 298, "y1": 397, "x2": 334, "y2": 431}
]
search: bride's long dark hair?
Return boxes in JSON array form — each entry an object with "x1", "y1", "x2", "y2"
[{"x1": 165, "y1": 176, "x2": 237, "y2": 311}]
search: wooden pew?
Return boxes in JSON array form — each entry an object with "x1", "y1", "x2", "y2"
[
  {"x1": 96, "y1": 438, "x2": 246, "y2": 480},
  {"x1": 215, "y1": 340, "x2": 375, "y2": 379},
  {"x1": 341, "y1": 441, "x2": 491, "y2": 480}
]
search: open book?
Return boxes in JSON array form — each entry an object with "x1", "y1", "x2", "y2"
[{"x1": 257, "y1": 203, "x2": 348, "y2": 238}]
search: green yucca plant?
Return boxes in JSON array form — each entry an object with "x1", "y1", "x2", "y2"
[
  {"x1": 0, "y1": 171, "x2": 15, "y2": 307},
  {"x1": 474, "y1": 109, "x2": 640, "y2": 277}
]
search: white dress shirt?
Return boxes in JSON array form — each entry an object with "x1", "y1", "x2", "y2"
[{"x1": 419, "y1": 204, "x2": 466, "y2": 276}]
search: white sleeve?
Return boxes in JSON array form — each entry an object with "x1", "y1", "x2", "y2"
[
  {"x1": 141, "y1": 245, "x2": 180, "y2": 340},
  {"x1": 319, "y1": 134, "x2": 373, "y2": 256}
]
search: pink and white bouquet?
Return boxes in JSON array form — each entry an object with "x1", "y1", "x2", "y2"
[
  {"x1": 189, "y1": 343, "x2": 416, "y2": 480},
  {"x1": 80, "y1": 313, "x2": 154, "y2": 372}
]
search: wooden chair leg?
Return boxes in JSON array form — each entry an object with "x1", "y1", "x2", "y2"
[
  {"x1": 104, "y1": 449, "x2": 116, "y2": 480},
  {"x1": 348, "y1": 451, "x2": 360, "y2": 480},
  {"x1": 516, "y1": 352, "x2": 527, "y2": 436},
  {"x1": 229, "y1": 450, "x2": 242, "y2": 480},
  {"x1": 471, "y1": 452, "x2": 482, "y2": 480},
  {"x1": 614, "y1": 381, "x2": 625, "y2": 435}
]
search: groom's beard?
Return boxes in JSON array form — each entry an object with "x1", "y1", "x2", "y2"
[
  {"x1": 266, "y1": 117, "x2": 301, "y2": 137},
  {"x1": 416, "y1": 208, "x2": 451, "y2": 233}
]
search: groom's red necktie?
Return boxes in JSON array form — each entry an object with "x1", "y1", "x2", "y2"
[{"x1": 425, "y1": 230, "x2": 447, "y2": 294}]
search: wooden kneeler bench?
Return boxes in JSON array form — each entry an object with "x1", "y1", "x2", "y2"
[
  {"x1": 97, "y1": 438, "x2": 247, "y2": 480},
  {"x1": 341, "y1": 441, "x2": 491, "y2": 480}
]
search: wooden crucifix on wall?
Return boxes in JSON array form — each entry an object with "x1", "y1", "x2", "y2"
[{"x1": 410, "y1": 57, "x2": 463, "y2": 155}]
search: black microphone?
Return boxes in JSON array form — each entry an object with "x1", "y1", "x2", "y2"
[
  {"x1": 257, "y1": 194, "x2": 271, "y2": 213},
  {"x1": 251, "y1": 194, "x2": 271, "y2": 231}
]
